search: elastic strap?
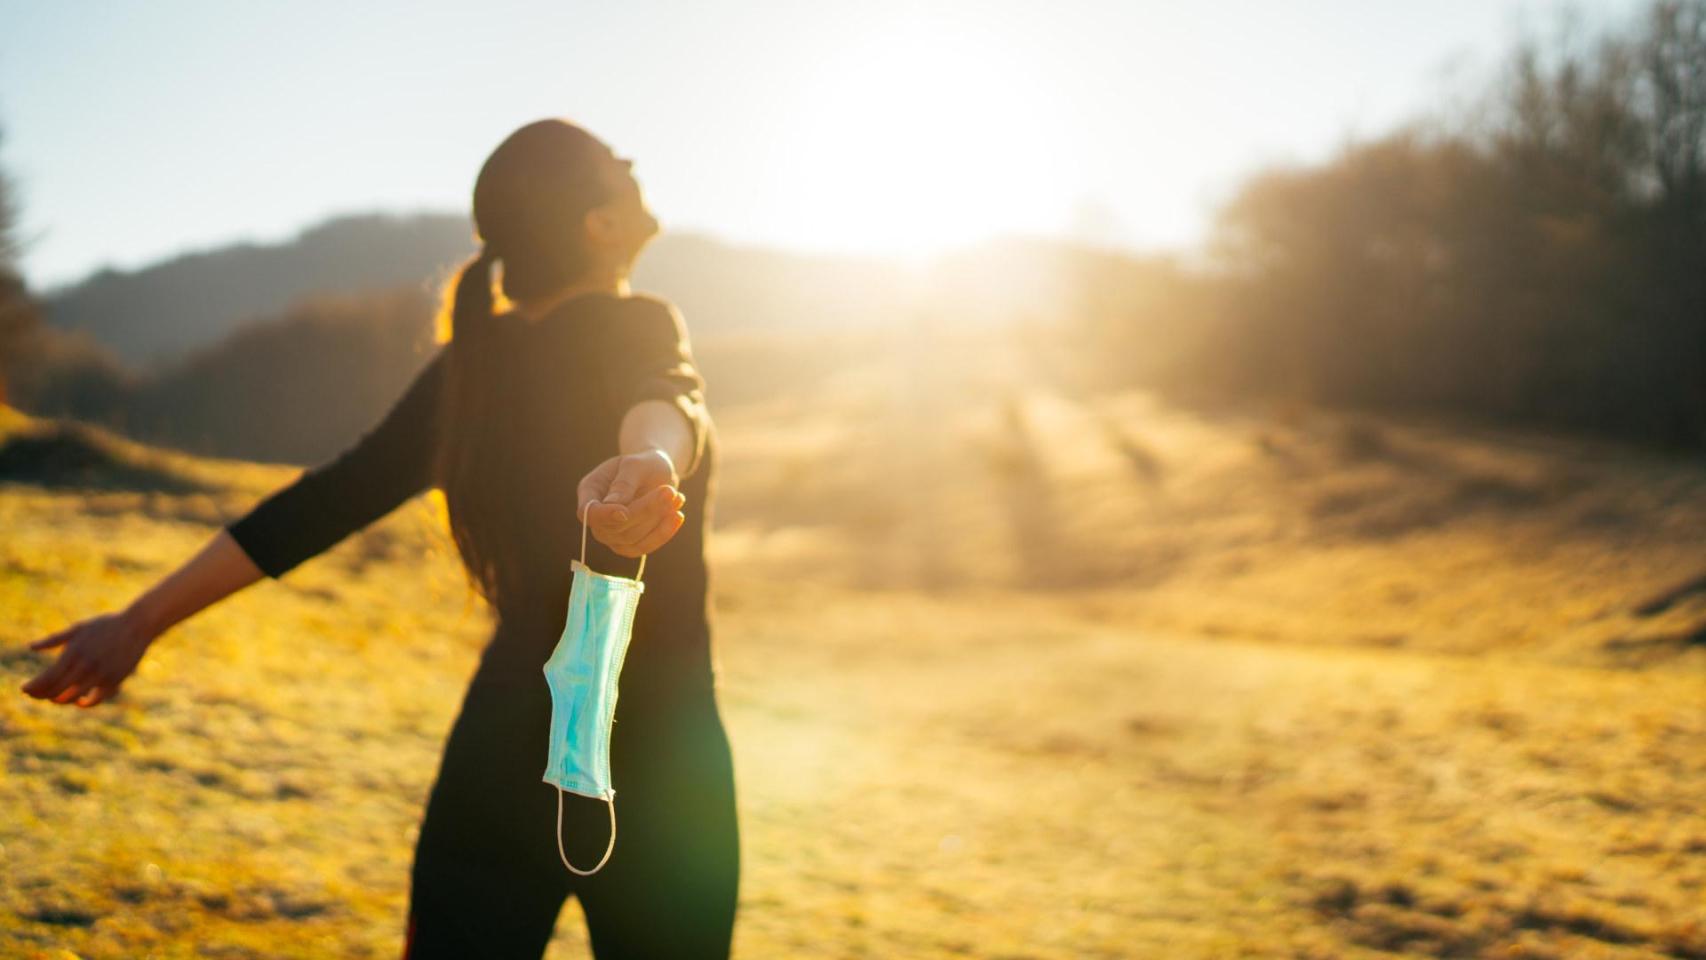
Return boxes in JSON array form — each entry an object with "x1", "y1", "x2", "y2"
[
  {"x1": 580, "y1": 499, "x2": 646, "y2": 582},
  {"x1": 556, "y1": 787, "x2": 617, "y2": 876}
]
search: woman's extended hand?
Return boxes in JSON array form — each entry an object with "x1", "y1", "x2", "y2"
[
  {"x1": 576, "y1": 448, "x2": 688, "y2": 558},
  {"x1": 19, "y1": 610, "x2": 155, "y2": 708}
]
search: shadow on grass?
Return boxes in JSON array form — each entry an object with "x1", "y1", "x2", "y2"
[{"x1": 0, "y1": 420, "x2": 214, "y2": 495}]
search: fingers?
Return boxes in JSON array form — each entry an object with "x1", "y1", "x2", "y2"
[
  {"x1": 29, "y1": 627, "x2": 72, "y2": 651},
  {"x1": 22, "y1": 648, "x2": 106, "y2": 705},
  {"x1": 18, "y1": 620, "x2": 126, "y2": 708},
  {"x1": 50, "y1": 657, "x2": 101, "y2": 705},
  {"x1": 601, "y1": 451, "x2": 678, "y2": 508},
  {"x1": 602, "y1": 508, "x2": 686, "y2": 558},
  {"x1": 590, "y1": 486, "x2": 683, "y2": 546},
  {"x1": 76, "y1": 682, "x2": 119, "y2": 708},
  {"x1": 21, "y1": 650, "x2": 80, "y2": 699},
  {"x1": 618, "y1": 485, "x2": 681, "y2": 534},
  {"x1": 53, "y1": 679, "x2": 92, "y2": 705},
  {"x1": 625, "y1": 509, "x2": 687, "y2": 556},
  {"x1": 605, "y1": 454, "x2": 665, "y2": 507},
  {"x1": 26, "y1": 659, "x2": 119, "y2": 708},
  {"x1": 577, "y1": 451, "x2": 679, "y2": 522},
  {"x1": 588, "y1": 486, "x2": 676, "y2": 536},
  {"x1": 577, "y1": 456, "x2": 621, "y2": 520},
  {"x1": 604, "y1": 460, "x2": 643, "y2": 506}
]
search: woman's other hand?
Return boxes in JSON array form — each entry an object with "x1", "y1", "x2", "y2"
[
  {"x1": 576, "y1": 448, "x2": 688, "y2": 558},
  {"x1": 19, "y1": 610, "x2": 156, "y2": 707}
]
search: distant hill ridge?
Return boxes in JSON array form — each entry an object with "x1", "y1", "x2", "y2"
[
  {"x1": 42, "y1": 213, "x2": 477, "y2": 372},
  {"x1": 41, "y1": 211, "x2": 1107, "y2": 375}
]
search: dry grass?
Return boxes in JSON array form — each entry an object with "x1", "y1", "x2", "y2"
[{"x1": 2, "y1": 325, "x2": 1703, "y2": 958}]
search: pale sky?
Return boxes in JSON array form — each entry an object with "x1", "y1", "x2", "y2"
[{"x1": 0, "y1": 0, "x2": 1648, "y2": 292}]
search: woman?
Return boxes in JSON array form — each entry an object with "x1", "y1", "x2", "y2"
[{"x1": 18, "y1": 119, "x2": 741, "y2": 959}]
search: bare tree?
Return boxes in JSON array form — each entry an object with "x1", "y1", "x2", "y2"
[
  {"x1": 0, "y1": 120, "x2": 39, "y2": 408},
  {"x1": 1637, "y1": 0, "x2": 1706, "y2": 208}
]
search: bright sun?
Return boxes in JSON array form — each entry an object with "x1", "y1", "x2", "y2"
[{"x1": 769, "y1": 11, "x2": 1078, "y2": 263}]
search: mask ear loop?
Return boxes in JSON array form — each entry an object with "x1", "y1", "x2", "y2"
[
  {"x1": 556, "y1": 787, "x2": 617, "y2": 876},
  {"x1": 580, "y1": 499, "x2": 648, "y2": 582}
]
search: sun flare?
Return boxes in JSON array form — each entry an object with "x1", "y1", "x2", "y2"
[{"x1": 769, "y1": 12, "x2": 1078, "y2": 262}]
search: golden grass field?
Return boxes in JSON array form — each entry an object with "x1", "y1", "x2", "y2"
[{"x1": 2, "y1": 325, "x2": 1704, "y2": 959}]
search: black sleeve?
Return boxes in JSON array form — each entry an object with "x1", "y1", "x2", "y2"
[
  {"x1": 601, "y1": 296, "x2": 711, "y2": 479},
  {"x1": 224, "y1": 346, "x2": 448, "y2": 579}
]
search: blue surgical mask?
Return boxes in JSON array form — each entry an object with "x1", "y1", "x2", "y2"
[{"x1": 542, "y1": 500, "x2": 646, "y2": 876}]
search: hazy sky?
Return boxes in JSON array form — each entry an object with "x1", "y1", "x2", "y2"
[{"x1": 0, "y1": 0, "x2": 1648, "y2": 292}]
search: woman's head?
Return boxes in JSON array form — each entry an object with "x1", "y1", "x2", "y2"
[
  {"x1": 474, "y1": 118, "x2": 660, "y2": 302},
  {"x1": 432, "y1": 118, "x2": 658, "y2": 610}
]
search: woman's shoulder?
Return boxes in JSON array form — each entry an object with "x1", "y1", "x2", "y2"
[
  {"x1": 529, "y1": 291, "x2": 683, "y2": 327},
  {"x1": 615, "y1": 292, "x2": 683, "y2": 322},
  {"x1": 604, "y1": 293, "x2": 690, "y2": 343},
  {"x1": 496, "y1": 292, "x2": 689, "y2": 351}
]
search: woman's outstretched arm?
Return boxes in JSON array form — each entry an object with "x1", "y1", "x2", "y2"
[
  {"x1": 20, "y1": 345, "x2": 447, "y2": 708},
  {"x1": 19, "y1": 528, "x2": 264, "y2": 708},
  {"x1": 224, "y1": 346, "x2": 447, "y2": 579},
  {"x1": 579, "y1": 296, "x2": 711, "y2": 557}
]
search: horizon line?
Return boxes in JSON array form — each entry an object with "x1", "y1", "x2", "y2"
[{"x1": 20, "y1": 207, "x2": 1187, "y2": 298}]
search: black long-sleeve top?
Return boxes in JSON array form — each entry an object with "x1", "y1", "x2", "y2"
[{"x1": 224, "y1": 291, "x2": 721, "y2": 697}]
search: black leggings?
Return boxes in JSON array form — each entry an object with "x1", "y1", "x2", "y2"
[{"x1": 402, "y1": 654, "x2": 741, "y2": 959}]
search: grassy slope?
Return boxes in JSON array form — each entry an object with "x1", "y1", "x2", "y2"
[{"x1": 1, "y1": 327, "x2": 1703, "y2": 959}]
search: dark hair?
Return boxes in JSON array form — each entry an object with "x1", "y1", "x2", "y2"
[{"x1": 431, "y1": 118, "x2": 619, "y2": 610}]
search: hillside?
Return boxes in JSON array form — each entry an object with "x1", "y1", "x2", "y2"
[
  {"x1": 2, "y1": 329, "x2": 1703, "y2": 958},
  {"x1": 38, "y1": 213, "x2": 477, "y2": 372},
  {"x1": 37, "y1": 213, "x2": 1111, "y2": 376}
]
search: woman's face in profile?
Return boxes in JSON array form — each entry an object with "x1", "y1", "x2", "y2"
[{"x1": 592, "y1": 150, "x2": 660, "y2": 259}]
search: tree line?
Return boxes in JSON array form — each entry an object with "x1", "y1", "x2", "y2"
[{"x1": 1084, "y1": 0, "x2": 1705, "y2": 453}]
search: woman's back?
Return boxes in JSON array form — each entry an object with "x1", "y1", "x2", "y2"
[
  {"x1": 223, "y1": 289, "x2": 721, "y2": 698},
  {"x1": 475, "y1": 292, "x2": 721, "y2": 698}
]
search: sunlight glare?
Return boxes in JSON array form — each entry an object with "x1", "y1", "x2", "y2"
[{"x1": 771, "y1": 11, "x2": 1077, "y2": 262}]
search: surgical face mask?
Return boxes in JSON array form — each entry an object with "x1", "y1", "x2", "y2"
[{"x1": 542, "y1": 501, "x2": 646, "y2": 876}]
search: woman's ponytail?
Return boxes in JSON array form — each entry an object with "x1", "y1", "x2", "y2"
[
  {"x1": 450, "y1": 244, "x2": 498, "y2": 340},
  {"x1": 432, "y1": 242, "x2": 517, "y2": 611}
]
